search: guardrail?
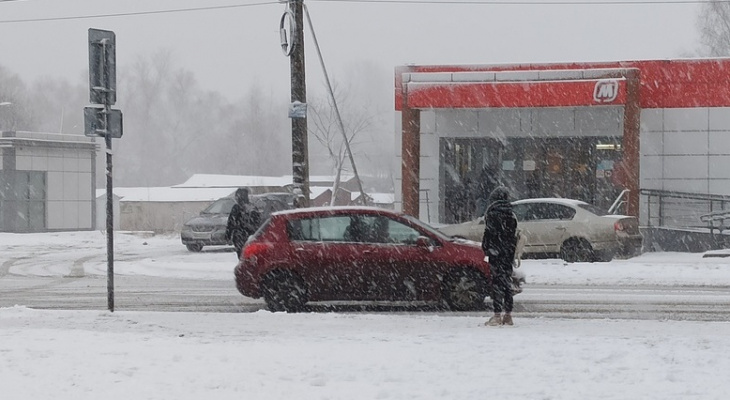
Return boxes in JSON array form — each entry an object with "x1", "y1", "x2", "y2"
[
  {"x1": 641, "y1": 189, "x2": 730, "y2": 251},
  {"x1": 640, "y1": 189, "x2": 730, "y2": 229}
]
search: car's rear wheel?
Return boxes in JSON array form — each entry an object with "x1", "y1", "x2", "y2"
[
  {"x1": 560, "y1": 238, "x2": 594, "y2": 262},
  {"x1": 442, "y1": 269, "x2": 488, "y2": 311},
  {"x1": 261, "y1": 270, "x2": 307, "y2": 312},
  {"x1": 186, "y1": 244, "x2": 203, "y2": 252}
]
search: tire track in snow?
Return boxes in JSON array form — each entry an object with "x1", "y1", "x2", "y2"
[{"x1": 0, "y1": 257, "x2": 30, "y2": 277}]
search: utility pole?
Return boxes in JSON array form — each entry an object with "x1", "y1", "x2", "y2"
[{"x1": 288, "y1": 0, "x2": 310, "y2": 206}]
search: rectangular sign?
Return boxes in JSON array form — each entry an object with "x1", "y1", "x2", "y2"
[
  {"x1": 88, "y1": 28, "x2": 116, "y2": 105},
  {"x1": 84, "y1": 107, "x2": 123, "y2": 138}
]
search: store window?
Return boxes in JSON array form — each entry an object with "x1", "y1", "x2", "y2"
[{"x1": 0, "y1": 170, "x2": 46, "y2": 232}]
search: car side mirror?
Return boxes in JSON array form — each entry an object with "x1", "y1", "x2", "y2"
[{"x1": 416, "y1": 236, "x2": 434, "y2": 252}]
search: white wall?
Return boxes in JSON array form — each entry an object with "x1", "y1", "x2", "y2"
[{"x1": 13, "y1": 132, "x2": 95, "y2": 231}]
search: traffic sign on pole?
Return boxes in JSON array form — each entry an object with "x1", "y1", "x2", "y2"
[
  {"x1": 88, "y1": 28, "x2": 116, "y2": 105},
  {"x1": 84, "y1": 106, "x2": 123, "y2": 138}
]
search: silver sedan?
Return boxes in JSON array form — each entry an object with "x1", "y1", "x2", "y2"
[{"x1": 437, "y1": 198, "x2": 643, "y2": 262}]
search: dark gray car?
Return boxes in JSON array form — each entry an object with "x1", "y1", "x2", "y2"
[{"x1": 180, "y1": 193, "x2": 294, "y2": 252}]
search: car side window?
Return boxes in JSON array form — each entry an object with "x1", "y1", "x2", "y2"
[
  {"x1": 287, "y1": 218, "x2": 317, "y2": 241},
  {"x1": 542, "y1": 204, "x2": 576, "y2": 220},
  {"x1": 286, "y1": 214, "x2": 424, "y2": 244},
  {"x1": 320, "y1": 216, "x2": 354, "y2": 241},
  {"x1": 384, "y1": 218, "x2": 422, "y2": 245},
  {"x1": 287, "y1": 216, "x2": 354, "y2": 242},
  {"x1": 513, "y1": 204, "x2": 539, "y2": 221}
]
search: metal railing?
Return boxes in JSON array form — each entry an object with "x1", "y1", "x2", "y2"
[
  {"x1": 608, "y1": 189, "x2": 630, "y2": 215},
  {"x1": 640, "y1": 189, "x2": 730, "y2": 230}
]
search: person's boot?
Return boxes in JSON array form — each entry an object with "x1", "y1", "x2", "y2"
[
  {"x1": 485, "y1": 314, "x2": 502, "y2": 326},
  {"x1": 502, "y1": 313, "x2": 514, "y2": 326}
]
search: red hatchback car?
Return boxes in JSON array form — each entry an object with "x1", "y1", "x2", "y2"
[{"x1": 234, "y1": 207, "x2": 492, "y2": 312}]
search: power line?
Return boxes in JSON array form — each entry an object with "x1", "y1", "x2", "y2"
[
  {"x1": 0, "y1": 0, "x2": 721, "y2": 25},
  {"x1": 0, "y1": 1, "x2": 278, "y2": 24},
  {"x1": 310, "y1": 0, "x2": 727, "y2": 4}
]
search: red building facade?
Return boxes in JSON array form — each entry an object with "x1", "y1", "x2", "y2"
[{"x1": 394, "y1": 59, "x2": 730, "y2": 224}]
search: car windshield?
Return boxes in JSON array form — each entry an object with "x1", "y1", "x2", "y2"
[
  {"x1": 401, "y1": 214, "x2": 452, "y2": 241},
  {"x1": 201, "y1": 198, "x2": 235, "y2": 214},
  {"x1": 578, "y1": 203, "x2": 610, "y2": 216}
]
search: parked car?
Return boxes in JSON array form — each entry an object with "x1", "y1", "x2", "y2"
[
  {"x1": 437, "y1": 198, "x2": 643, "y2": 262},
  {"x1": 234, "y1": 206, "x2": 517, "y2": 312},
  {"x1": 180, "y1": 192, "x2": 294, "y2": 252}
]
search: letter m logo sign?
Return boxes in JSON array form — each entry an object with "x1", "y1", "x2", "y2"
[{"x1": 593, "y1": 80, "x2": 619, "y2": 103}]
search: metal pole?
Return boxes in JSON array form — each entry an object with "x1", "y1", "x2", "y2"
[
  {"x1": 106, "y1": 127, "x2": 114, "y2": 312},
  {"x1": 100, "y1": 40, "x2": 114, "y2": 312},
  {"x1": 290, "y1": 0, "x2": 310, "y2": 206},
  {"x1": 302, "y1": 5, "x2": 368, "y2": 205}
]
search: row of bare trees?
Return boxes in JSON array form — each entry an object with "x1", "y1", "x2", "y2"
[
  {"x1": 698, "y1": 2, "x2": 730, "y2": 56},
  {"x1": 0, "y1": 51, "x2": 395, "y2": 191}
]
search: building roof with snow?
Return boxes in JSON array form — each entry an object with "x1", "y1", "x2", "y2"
[{"x1": 174, "y1": 174, "x2": 292, "y2": 189}]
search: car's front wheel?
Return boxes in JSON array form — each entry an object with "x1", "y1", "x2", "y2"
[
  {"x1": 442, "y1": 269, "x2": 488, "y2": 311},
  {"x1": 261, "y1": 270, "x2": 307, "y2": 312},
  {"x1": 560, "y1": 238, "x2": 594, "y2": 262},
  {"x1": 186, "y1": 244, "x2": 203, "y2": 252}
]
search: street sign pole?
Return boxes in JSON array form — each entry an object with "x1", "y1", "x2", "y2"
[
  {"x1": 105, "y1": 119, "x2": 114, "y2": 312},
  {"x1": 101, "y1": 36, "x2": 114, "y2": 313},
  {"x1": 87, "y1": 28, "x2": 120, "y2": 312}
]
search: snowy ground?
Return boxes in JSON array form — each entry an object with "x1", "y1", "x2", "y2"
[{"x1": 2, "y1": 231, "x2": 730, "y2": 399}]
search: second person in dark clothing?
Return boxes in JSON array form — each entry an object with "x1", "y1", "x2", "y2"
[
  {"x1": 481, "y1": 186, "x2": 518, "y2": 326},
  {"x1": 225, "y1": 187, "x2": 261, "y2": 259}
]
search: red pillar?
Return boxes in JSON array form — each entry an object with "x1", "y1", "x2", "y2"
[
  {"x1": 623, "y1": 69, "x2": 641, "y2": 217},
  {"x1": 401, "y1": 89, "x2": 421, "y2": 217}
]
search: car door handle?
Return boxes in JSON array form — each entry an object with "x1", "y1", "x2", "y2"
[
  {"x1": 295, "y1": 248, "x2": 306, "y2": 252},
  {"x1": 555, "y1": 226, "x2": 566, "y2": 230}
]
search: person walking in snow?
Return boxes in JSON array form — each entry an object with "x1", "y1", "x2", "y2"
[
  {"x1": 481, "y1": 186, "x2": 518, "y2": 326},
  {"x1": 225, "y1": 187, "x2": 261, "y2": 259}
]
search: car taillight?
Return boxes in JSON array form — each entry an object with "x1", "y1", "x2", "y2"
[
  {"x1": 243, "y1": 242, "x2": 269, "y2": 259},
  {"x1": 614, "y1": 221, "x2": 624, "y2": 231}
]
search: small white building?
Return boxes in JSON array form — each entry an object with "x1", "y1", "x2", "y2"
[
  {"x1": 99, "y1": 174, "x2": 295, "y2": 233},
  {"x1": 1, "y1": 131, "x2": 96, "y2": 232},
  {"x1": 113, "y1": 186, "x2": 238, "y2": 232}
]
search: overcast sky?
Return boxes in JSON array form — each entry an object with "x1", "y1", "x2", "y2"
[{"x1": 0, "y1": 0, "x2": 701, "y2": 103}]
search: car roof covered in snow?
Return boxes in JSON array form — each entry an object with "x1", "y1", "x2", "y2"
[{"x1": 513, "y1": 197, "x2": 588, "y2": 207}]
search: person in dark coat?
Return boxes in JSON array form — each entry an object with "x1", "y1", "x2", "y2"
[
  {"x1": 225, "y1": 187, "x2": 261, "y2": 259},
  {"x1": 481, "y1": 186, "x2": 518, "y2": 326},
  {"x1": 475, "y1": 166, "x2": 501, "y2": 217}
]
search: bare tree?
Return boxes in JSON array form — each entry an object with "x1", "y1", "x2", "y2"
[
  {"x1": 28, "y1": 77, "x2": 86, "y2": 134},
  {"x1": 0, "y1": 54, "x2": 295, "y2": 190},
  {"x1": 308, "y1": 81, "x2": 373, "y2": 203},
  {"x1": 0, "y1": 66, "x2": 35, "y2": 131},
  {"x1": 222, "y1": 84, "x2": 291, "y2": 177},
  {"x1": 698, "y1": 2, "x2": 730, "y2": 56}
]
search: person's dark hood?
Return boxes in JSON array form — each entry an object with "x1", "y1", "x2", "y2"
[
  {"x1": 488, "y1": 186, "x2": 511, "y2": 204},
  {"x1": 486, "y1": 186, "x2": 513, "y2": 214},
  {"x1": 235, "y1": 187, "x2": 250, "y2": 205}
]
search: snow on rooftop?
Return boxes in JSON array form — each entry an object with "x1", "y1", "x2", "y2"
[
  {"x1": 351, "y1": 192, "x2": 395, "y2": 204},
  {"x1": 281, "y1": 174, "x2": 356, "y2": 184},
  {"x1": 174, "y1": 174, "x2": 292, "y2": 188},
  {"x1": 309, "y1": 186, "x2": 331, "y2": 198},
  {"x1": 97, "y1": 187, "x2": 236, "y2": 203}
]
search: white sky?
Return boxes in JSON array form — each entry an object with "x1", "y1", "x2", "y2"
[
  {"x1": 0, "y1": 0, "x2": 702, "y2": 102},
  {"x1": 2, "y1": 230, "x2": 730, "y2": 399}
]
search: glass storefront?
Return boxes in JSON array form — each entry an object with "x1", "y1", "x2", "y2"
[{"x1": 439, "y1": 137, "x2": 624, "y2": 223}]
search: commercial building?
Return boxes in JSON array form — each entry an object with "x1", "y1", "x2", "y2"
[
  {"x1": 394, "y1": 59, "x2": 730, "y2": 226},
  {"x1": 0, "y1": 131, "x2": 96, "y2": 232}
]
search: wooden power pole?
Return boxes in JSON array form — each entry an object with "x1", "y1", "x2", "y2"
[{"x1": 289, "y1": 0, "x2": 310, "y2": 206}]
